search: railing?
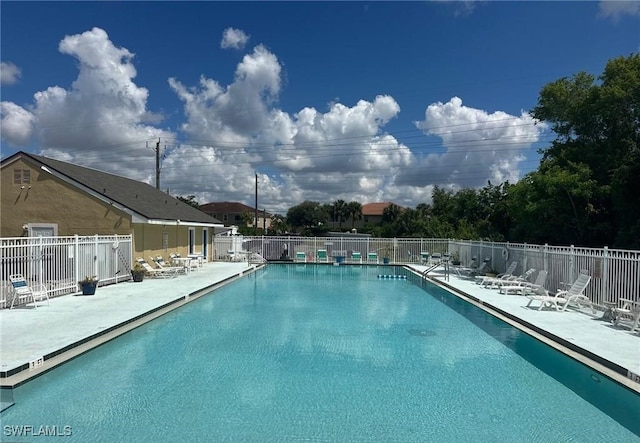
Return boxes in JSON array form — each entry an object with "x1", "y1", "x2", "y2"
[
  {"x1": 1, "y1": 235, "x2": 133, "y2": 307},
  {"x1": 217, "y1": 235, "x2": 640, "y2": 311}
]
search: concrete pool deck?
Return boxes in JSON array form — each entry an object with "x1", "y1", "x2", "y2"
[{"x1": 1, "y1": 262, "x2": 638, "y2": 394}]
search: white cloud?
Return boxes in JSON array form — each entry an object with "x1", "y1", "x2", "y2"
[
  {"x1": 0, "y1": 102, "x2": 35, "y2": 145},
  {"x1": 0, "y1": 61, "x2": 21, "y2": 85},
  {"x1": 598, "y1": 1, "x2": 640, "y2": 19},
  {"x1": 169, "y1": 40, "x2": 416, "y2": 210},
  {"x1": 221, "y1": 28, "x2": 250, "y2": 50},
  {"x1": 1, "y1": 27, "x2": 544, "y2": 212},
  {"x1": 412, "y1": 97, "x2": 545, "y2": 188},
  {"x1": 0, "y1": 27, "x2": 171, "y2": 177}
]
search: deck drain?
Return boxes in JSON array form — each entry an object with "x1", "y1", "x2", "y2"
[{"x1": 408, "y1": 329, "x2": 436, "y2": 337}]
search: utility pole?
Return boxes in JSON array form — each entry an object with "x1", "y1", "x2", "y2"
[
  {"x1": 254, "y1": 173, "x2": 258, "y2": 235},
  {"x1": 155, "y1": 138, "x2": 161, "y2": 189}
]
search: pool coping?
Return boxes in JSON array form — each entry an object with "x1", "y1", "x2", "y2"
[
  {"x1": 0, "y1": 265, "x2": 262, "y2": 389},
  {"x1": 414, "y1": 269, "x2": 640, "y2": 395}
]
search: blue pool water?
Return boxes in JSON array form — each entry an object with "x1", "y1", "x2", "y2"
[{"x1": 1, "y1": 265, "x2": 639, "y2": 442}]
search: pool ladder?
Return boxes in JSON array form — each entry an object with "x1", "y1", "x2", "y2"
[{"x1": 421, "y1": 260, "x2": 450, "y2": 281}]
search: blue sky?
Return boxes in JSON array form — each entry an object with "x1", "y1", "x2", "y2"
[{"x1": 1, "y1": 1, "x2": 638, "y2": 214}]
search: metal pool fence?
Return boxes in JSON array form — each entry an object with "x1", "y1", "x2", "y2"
[{"x1": 217, "y1": 235, "x2": 640, "y2": 311}]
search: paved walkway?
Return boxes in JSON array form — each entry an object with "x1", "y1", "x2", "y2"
[{"x1": 1, "y1": 262, "x2": 638, "y2": 394}]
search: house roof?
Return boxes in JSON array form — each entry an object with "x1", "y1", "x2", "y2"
[
  {"x1": 200, "y1": 201, "x2": 272, "y2": 217},
  {"x1": 362, "y1": 202, "x2": 397, "y2": 216},
  {"x1": 4, "y1": 151, "x2": 222, "y2": 226},
  {"x1": 200, "y1": 201, "x2": 256, "y2": 214}
]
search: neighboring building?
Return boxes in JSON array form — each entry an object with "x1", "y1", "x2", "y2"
[
  {"x1": 359, "y1": 202, "x2": 398, "y2": 227},
  {"x1": 200, "y1": 201, "x2": 273, "y2": 231},
  {"x1": 0, "y1": 151, "x2": 224, "y2": 261}
]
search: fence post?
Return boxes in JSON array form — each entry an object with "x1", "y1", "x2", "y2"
[
  {"x1": 94, "y1": 234, "x2": 99, "y2": 283},
  {"x1": 602, "y1": 246, "x2": 609, "y2": 303},
  {"x1": 74, "y1": 235, "x2": 80, "y2": 286}
]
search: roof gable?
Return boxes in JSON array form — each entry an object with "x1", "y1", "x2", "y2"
[{"x1": 8, "y1": 152, "x2": 221, "y2": 225}]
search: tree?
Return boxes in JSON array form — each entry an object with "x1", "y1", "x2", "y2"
[
  {"x1": 176, "y1": 195, "x2": 200, "y2": 209},
  {"x1": 530, "y1": 54, "x2": 640, "y2": 247},
  {"x1": 346, "y1": 201, "x2": 363, "y2": 229},
  {"x1": 331, "y1": 199, "x2": 348, "y2": 228},
  {"x1": 269, "y1": 214, "x2": 289, "y2": 235},
  {"x1": 286, "y1": 201, "x2": 329, "y2": 235}
]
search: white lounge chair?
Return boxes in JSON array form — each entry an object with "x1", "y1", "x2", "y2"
[
  {"x1": 483, "y1": 267, "x2": 534, "y2": 290},
  {"x1": 477, "y1": 261, "x2": 518, "y2": 286},
  {"x1": 153, "y1": 256, "x2": 187, "y2": 274},
  {"x1": 137, "y1": 258, "x2": 179, "y2": 278},
  {"x1": 500, "y1": 270, "x2": 548, "y2": 296},
  {"x1": 351, "y1": 252, "x2": 362, "y2": 263},
  {"x1": 613, "y1": 299, "x2": 640, "y2": 333},
  {"x1": 9, "y1": 274, "x2": 49, "y2": 308},
  {"x1": 295, "y1": 252, "x2": 306, "y2": 263},
  {"x1": 526, "y1": 270, "x2": 592, "y2": 311},
  {"x1": 367, "y1": 252, "x2": 378, "y2": 264}
]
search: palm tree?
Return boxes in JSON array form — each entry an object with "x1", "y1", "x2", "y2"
[
  {"x1": 347, "y1": 201, "x2": 363, "y2": 229},
  {"x1": 332, "y1": 199, "x2": 348, "y2": 229}
]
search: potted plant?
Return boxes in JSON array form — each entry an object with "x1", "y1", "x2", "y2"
[
  {"x1": 379, "y1": 245, "x2": 393, "y2": 265},
  {"x1": 78, "y1": 275, "x2": 99, "y2": 295},
  {"x1": 131, "y1": 263, "x2": 145, "y2": 282}
]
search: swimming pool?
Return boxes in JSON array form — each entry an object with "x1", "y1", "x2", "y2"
[{"x1": 1, "y1": 264, "x2": 638, "y2": 442}]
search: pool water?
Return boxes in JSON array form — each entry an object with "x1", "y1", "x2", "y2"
[{"x1": 1, "y1": 265, "x2": 638, "y2": 442}]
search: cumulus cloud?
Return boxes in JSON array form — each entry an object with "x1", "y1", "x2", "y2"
[
  {"x1": 1, "y1": 26, "x2": 542, "y2": 212},
  {"x1": 412, "y1": 97, "x2": 545, "y2": 188},
  {"x1": 168, "y1": 39, "x2": 416, "y2": 211},
  {"x1": 1, "y1": 102, "x2": 35, "y2": 145},
  {"x1": 0, "y1": 61, "x2": 21, "y2": 85},
  {"x1": 598, "y1": 0, "x2": 640, "y2": 19},
  {"x1": 0, "y1": 27, "x2": 171, "y2": 177},
  {"x1": 221, "y1": 28, "x2": 250, "y2": 50}
]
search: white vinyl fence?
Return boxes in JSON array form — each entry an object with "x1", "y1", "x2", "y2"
[
  {"x1": 1, "y1": 235, "x2": 133, "y2": 306},
  {"x1": 219, "y1": 235, "x2": 640, "y2": 310}
]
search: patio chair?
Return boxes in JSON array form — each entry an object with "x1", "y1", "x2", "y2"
[
  {"x1": 367, "y1": 252, "x2": 379, "y2": 264},
  {"x1": 295, "y1": 252, "x2": 307, "y2": 263},
  {"x1": 137, "y1": 258, "x2": 179, "y2": 278},
  {"x1": 613, "y1": 299, "x2": 640, "y2": 333},
  {"x1": 477, "y1": 261, "x2": 518, "y2": 286},
  {"x1": 8, "y1": 274, "x2": 49, "y2": 309},
  {"x1": 526, "y1": 269, "x2": 592, "y2": 312},
  {"x1": 351, "y1": 252, "x2": 362, "y2": 263},
  {"x1": 429, "y1": 253, "x2": 442, "y2": 266},
  {"x1": 317, "y1": 249, "x2": 328, "y2": 263},
  {"x1": 483, "y1": 267, "x2": 534, "y2": 290},
  {"x1": 420, "y1": 252, "x2": 430, "y2": 264},
  {"x1": 500, "y1": 270, "x2": 548, "y2": 296},
  {"x1": 153, "y1": 256, "x2": 187, "y2": 274}
]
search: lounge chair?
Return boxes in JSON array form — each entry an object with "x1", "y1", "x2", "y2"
[
  {"x1": 477, "y1": 261, "x2": 518, "y2": 286},
  {"x1": 420, "y1": 252, "x2": 430, "y2": 264},
  {"x1": 153, "y1": 256, "x2": 187, "y2": 274},
  {"x1": 351, "y1": 252, "x2": 362, "y2": 263},
  {"x1": 613, "y1": 299, "x2": 640, "y2": 333},
  {"x1": 526, "y1": 270, "x2": 592, "y2": 311},
  {"x1": 483, "y1": 267, "x2": 534, "y2": 290},
  {"x1": 8, "y1": 274, "x2": 49, "y2": 308},
  {"x1": 295, "y1": 252, "x2": 307, "y2": 263},
  {"x1": 367, "y1": 252, "x2": 379, "y2": 264},
  {"x1": 500, "y1": 270, "x2": 548, "y2": 296},
  {"x1": 137, "y1": 258, "x2": 179, "y2": 278},
  {"x1": 317, "y1": 249, "x2": 328, "y2": 263}
]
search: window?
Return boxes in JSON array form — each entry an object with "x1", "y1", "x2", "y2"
[
  {"x1": 223, "y1": 214, "x2": 228, "y2": 222},
  {"x1": 14, "y1": 169, "x2": 31, "y2": 185}
]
